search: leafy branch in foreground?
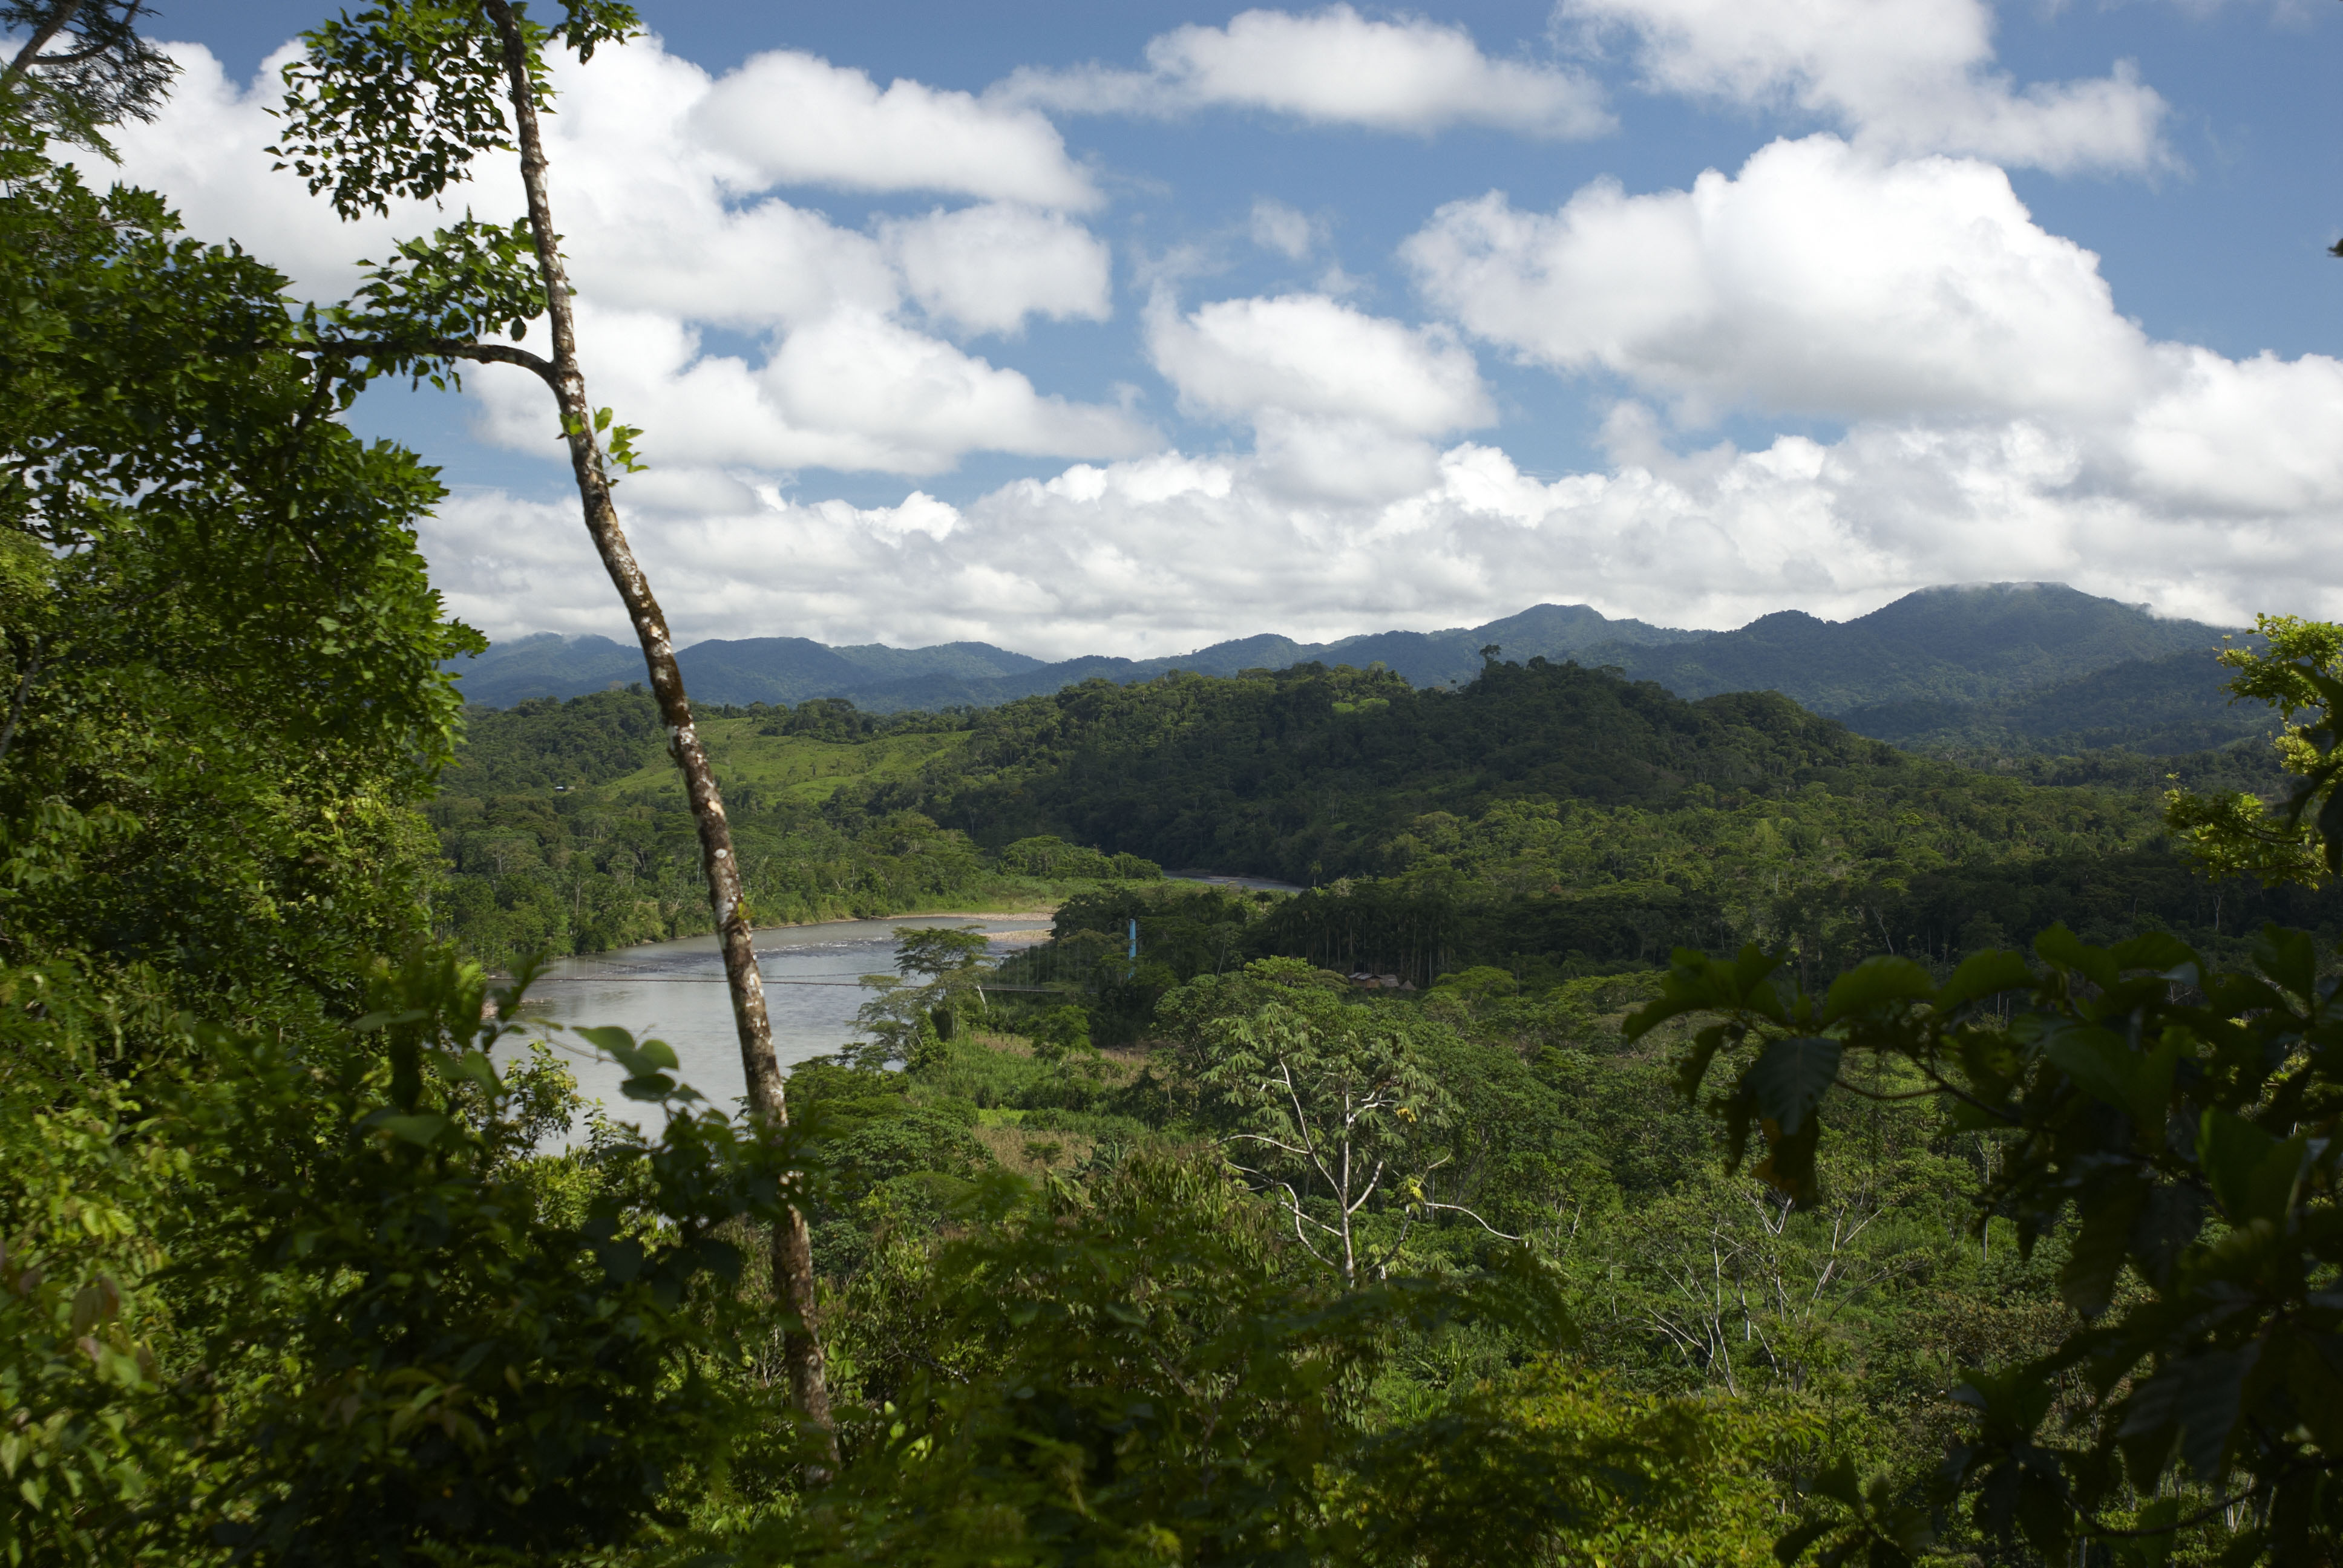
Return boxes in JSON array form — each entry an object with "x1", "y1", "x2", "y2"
[
  {"x1": 270, "y1": 0, "x2": 834, "y2": 1443},
  {"x1": 2164, "y1": 613, "x2": 2343, "y2": 886},
  {"x1": 0, "y1": 1, "x2": 176, "y2": 152},
  {"x1": 1642, "y1": 781, "x2": 2343, "y2": 1557}
]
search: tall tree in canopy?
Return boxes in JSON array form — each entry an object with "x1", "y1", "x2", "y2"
[
  {"x1": 269, "y1": 1, "x2": 833, "y2": 1439},
  {"x1": 0, "y1": 1, "x2": 175, "y2": 149},
  {"x1": 0, "y1": 99, "x2": 474, "y2": 1020}
]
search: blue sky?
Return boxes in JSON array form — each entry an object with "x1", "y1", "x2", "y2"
[{"x1": 113, "y1": 1, "x2": 2343, "y2": 656}]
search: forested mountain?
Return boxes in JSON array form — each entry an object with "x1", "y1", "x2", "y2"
[
  {"x1": 428, "y1": 690, "x2": 1164, "y2": 961},
  {"x1": 19, "y1": 15, "x2": 2342, "y2": 1562},
  {"x1": 448, "y1": 599, "x2": 1703, "y2": 707},
  {"x1": 432, "y1": 656, "x2": 2322, "y2": 987},
  {"x1": 845, "y1": 656, "x2": 2324, "y2": 981},
  {"x1": 451, "y1": 584, "x2": 2235, "y2": 760},
  {"x1": 1842, "y1": 646, "x2": 2275, "y2": 755},
  {"x1": 1591, "y1": 581, "x2": 2228, "y2": 713}
]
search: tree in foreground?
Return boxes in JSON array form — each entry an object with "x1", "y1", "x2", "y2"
[
  {"x1": 1, "y1": 38, "x2": 477, "y2": 1017},
  {"x1": 1639, "y1": 623, "x2": 2343, "y2": 1563},
  {"x1": 268, "y1": 0, "x2": 831, "y2": 1435},
  {"x1": 1, "y1": 1, "x2": 175, "y2": 149}
]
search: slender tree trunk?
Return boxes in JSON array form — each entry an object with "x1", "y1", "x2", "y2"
[
  {"x1": 482, "y1": 1, "x2": 833, "y2": 1457},
  {"x1": 0, "y1": 633, "x2": 44, "y2": 767}
]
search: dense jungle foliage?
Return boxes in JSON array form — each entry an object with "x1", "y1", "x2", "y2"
[
  {"x1": 443, "y1": 652, "x2": 2316, "y2": 982},
  {"x1": 16, "y1": 5, "x2": 2343, "y2": 1565},
  {"x1": 1591, "y1": 586, "x2": 2224, "y2": 717},
  {"x1": 428, "y1": 690, "x2": 1161, "y2": 965}
]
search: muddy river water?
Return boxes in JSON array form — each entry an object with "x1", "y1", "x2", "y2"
[{"x1": 506, "y1": 912, "x2": 1055, "y2": 1128}]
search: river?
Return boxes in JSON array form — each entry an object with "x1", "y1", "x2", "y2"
[{"x1": 507, "y1": 912, "x2": 1055, "y2": 1128}]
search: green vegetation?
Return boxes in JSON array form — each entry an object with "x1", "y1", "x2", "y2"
[
  {"x1": 18, "y1": 7, "x2": 2343, "y2": 1564},
  {"x1": 840, "y1": 655, "x2": 2335, "y2": 983},
  {"x1": 1597, "y1": 581, "x2": 2226, "y2": 714},
  {"x1": 427, "y1": 691, "x2": 1161, "y2": 965},
  {"x1": 1844, "y1": 647, "x2": 2270, "y2": 757}
]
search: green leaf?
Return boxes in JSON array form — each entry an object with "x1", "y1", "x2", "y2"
[
  {"x1": 1751, "y1": 1114, "x2": 1824, "y2": 1205},
  {"x1": 576, "y1": 1024, "x2": 637, "y2": 1054},
  {"x1": 2128, "y1": 1183, "x2": 2207, "y2": 1290},
  {"x1": 1773, "y1": 1518, "x2": 1835, "y2": 1565},
  {"x1": 2252, "y1": 923, "x2": 2320, "y2": 1002},
  {"x1": 1936, "y1": 949, "x2": 2034, "y2": 1011},
  {"x1": 2118, "y1": 1343, "x2": 2260, "y2": 1482},
  {"x1": 450, "y1": 1050, "x2": 500, "y2": 1092},
  {"x1": 594, "y1": 1236, "x2": 646, "y2": 1283},
  {"x1": 1820, "y1": 956, "x2": 1934, "y2": 1022},
  {"x1": 1950, "y1": 1363, "x2": 2057, "y2": 1443},
  {"x1": 1733, "y1": 944, "x2": 1794, "y2": 1023},
  {"x1": 1742, "y1": 1035, "x2": 1844, "y2": 1137},
  {"x1": 2058, "y1": 1169, "x2": 2148, "y2": 1318},
  {"x1": 2034, "y1": 924, "x2": 2117, "y2": 991},
  {"x1": 2109, "y1": 1496, "x2": 2180, "y2": 1568},
  {"x1": 618, "y1": 1072, "x2": 677, "y2": 1102},
  {"x1": 369, "y1": 1112, "x2": 448, "y2": 1146},
  {"x1": 2107, "y1": 932, "x2": 2198, "y2": 976},
  {"x1": 2043, "y1": 1027, "x2": 2149, "y2": 1122},
  {"x1": 1673, "y1": 1021, "x2": 1734, "y2": 1102},
  {"x1": 1809, "y1": 1459, "x2": 1863, "y2": 1508},
  {"x1": 2197, "y1": 1109, "x2": 2300, "y2": 1224},
  {"x1": 2248, "y1": 1135, "x2": 2314, "y2": 1228},
  {"x1": 351, "y1": 1007, "x2": 430, "y2": 1033}
]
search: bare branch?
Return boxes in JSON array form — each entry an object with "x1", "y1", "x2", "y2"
[
  {"x1": 1420, "y1": 1198, "x2": 1522, "y2": 1242},
  {"x1": 309, "y1": 336, "x2": 558, "y2": 388}
]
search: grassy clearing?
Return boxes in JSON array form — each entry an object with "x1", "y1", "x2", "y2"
[
  {"x1": 604, "y1": 719, "x2": 972, "y2": 805},
  {"x1": 972, "y1": 1122, "x2": 1096, "y2": 1177}
]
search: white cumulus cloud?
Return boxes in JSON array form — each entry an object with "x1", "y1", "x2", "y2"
[
  {"x1": 462, "y1": 304, "x2": 1154, "y2": 477},
  {"x1": 1559, "y1": 0, "x2": 2169, "y2": 172},
  {"x1": 1149, "y1": 293, "x2": 1494, "y2": 433},
  {"x1": 693, "y1": 49, "x2": 1099, "y2": 209},
  {"x1": 880, "y1": 204, "x2": 1113, "y2": 336},
  {"x1": 1147, "y1": 292, "x2": 1496, "y2": 500},
  {"x1": 1250, "y1": 198, "x2": 1319, "y2": 260},
  {"x1": 1397, "y1": 135, "x2": 2343, "y2": 576},
  {"x1": 1002, "y1": 5, "x2": 1610, "y2": 137},
  {"x1": 1401, "y1": 135, "x2": 2153, "y2": 425},
  {"x1": 419, "y1": 402, "x2": 2343, "y2": 664},
  {"x1": 102, "y1": 38, "x2": 1133, "y2": 477}
]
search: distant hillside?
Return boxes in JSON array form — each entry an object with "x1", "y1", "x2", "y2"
[
  {"x1": 445, "y1": 584, "x2": 2245, "y2": 762},
  {"x1": 877, "y1": 658, "x2": 1910, "y2": 884},
  {"x1": 444, "y1": 603, "x2": 1703, "y2": 710},
  {"x1": 1841, "y1": 648, "x2": 2272, "y2": 756},
  {"x1": 1593, "y1": 583, "x2": 2227, "y2": 714}
]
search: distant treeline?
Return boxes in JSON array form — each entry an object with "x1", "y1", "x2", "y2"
[
  {"x1": 847, "y1": 656, "x2": 2328, "y2": 1001},
  {"x1": 431, "y1": 658, "x2": 2324, "y2": 982},
  {"x1": 430, "y1": 691, "x2": 1156, "y2": 965}
]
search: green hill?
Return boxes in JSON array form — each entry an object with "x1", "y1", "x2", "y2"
[
  {"x1": 1596, "y1": 583, "x2": 2227, "y2": 713},
  {"x1": 444, "y1": 601, "x2": 1703, "y2": 709},
  {"x1": 446, "y1": 585, "x2": 2240, "y2": 776},
  {"x1": 884, "y1": 658, "x2": 1896, "y2": 883},
  {"x1": 1842, "y1": 647, "x2": 2273, "y2": 755},
  {"x1": 431, "y1": 654, "x2": 2337, "y2": 991}
]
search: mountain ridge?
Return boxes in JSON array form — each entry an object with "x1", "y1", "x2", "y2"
[
  {"x1": 446, "y1": 602, "x2": 1708, "y2": 710},
  {"x1": 447, "y1": 583, "x2": 2243, "y2": 754}
]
